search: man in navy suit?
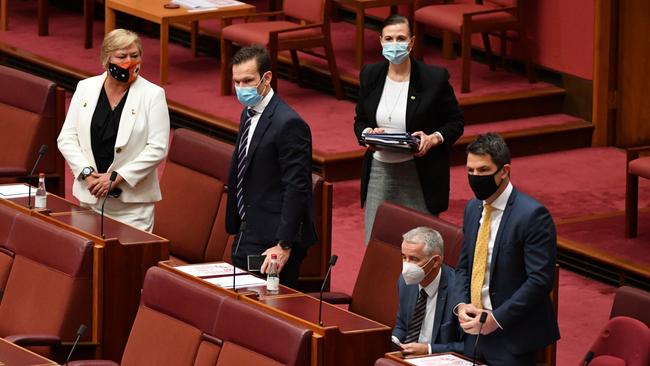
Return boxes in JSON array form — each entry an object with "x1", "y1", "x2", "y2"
[
  {"x1": 225, "y1": 46, "x2": 316, "y2": 288},
  {"x1": 393, "y1": 227, "x2": 463, "y2": 356},
  {"x1": 453, "y1": 133, "x2": 560, "y2": 365}
]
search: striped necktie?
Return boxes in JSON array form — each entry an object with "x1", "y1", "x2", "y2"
[
  {"x1": 471, "y1": 204, "x2": 493, "y2": 309},
  {"x1": 404, "y1": 288, "x2": 428, "y2": 343},
  {"x1": 236, "y1": 108, "x2": 256, "y2": 220}
]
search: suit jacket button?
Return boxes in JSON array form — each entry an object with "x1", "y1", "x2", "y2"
[{"x1": 116, "y1": 147, "x2": 122, "y2": 153}]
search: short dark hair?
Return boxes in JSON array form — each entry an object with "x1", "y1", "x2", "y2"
[
  {"x1": 382, "y1": 14, "x2": 412, "y2": 37},
  {"x1": 231, "y1": 45, "x2": 271, "y2": 77},
  {"x1": 466, "y1": 133, "x2": 511, "y2": 169}
]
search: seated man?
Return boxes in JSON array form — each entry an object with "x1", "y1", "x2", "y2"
[{"x1": 392, "y1": 227, "x2": 464, "y2": 356}]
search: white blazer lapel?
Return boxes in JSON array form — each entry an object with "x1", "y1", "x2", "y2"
[
  {"x1": 78, "y1": 73, "x2": 105, "y2": 149},
  {"x1": 115, "y1": 77, "x2": 142, "y2": 148}
]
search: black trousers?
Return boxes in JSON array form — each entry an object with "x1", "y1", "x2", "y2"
[
  {"x1": 465, "y1": 333, "x2": 536, "y2": 366},
  {"x1": 231, "y1": 234, "x2": 307, "y2": 289}
]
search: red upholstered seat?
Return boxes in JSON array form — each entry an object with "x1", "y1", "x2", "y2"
[
  {"x1": 0, "y1": 205, "x2": 18, "y2": 296},
  {"x1": 628, "y1": 156, "x2": 650, "y2": 177},
  {"x1": 413, "y1": 0, "x2": 532, "y2": 93},
  {"x1": 584, "y1": 316, "x2": 650, "y2": 366},
  {"x1": 154, "y1": 128, "x2": 233, "y2": 265},
  {"x1": 221, "y1": 21, "x2": 323, "y2": 46},
  {"x1": 220, "y1": 0, "x2": 343, "y2": 99},
  {"x1": 414, "y1": 4, "x2": 515, "y2": 33},
  {"x1": 0, "y1": 65, "x2": 65, "y2": 194},
  {"x1": 375, "y1": 358, "x2": 403, "y2": 366},
  {"x1": 0, "y1": 213, "x2": 93, "y2": 357},
  {"x1": 213, "y1": 297, "x2": 312, "y2": 366},
  {"x1": 624, "y1": 146, "x2": 650, "y2": 237},
  {"x1": 610, "y1": 286, "x2": 650, "y2": 328}
]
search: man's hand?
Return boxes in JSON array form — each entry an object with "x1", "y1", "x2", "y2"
[
  {"x1": 401, "y1": 342, "x2": 429, "y2": 356},
  {"x1": 412, "y1": 131, "x2": 442, "y2": 157},
  {"x1": 260, "y1": 244, "x2": 291, "y2": 274},
  {"x1": 480, "y1": 312, "x2": 499, "y2": 335},
  {"x1": 87, "y1": 172, "x2": 122, "y2": 198},
  {"x1": 458, "y1": 303, "x2": 482, "y2": 335}
]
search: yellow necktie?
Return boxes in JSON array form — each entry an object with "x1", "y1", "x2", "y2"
[{"x1": 471, "y1": 204, "x2": 493, "y2": 309}]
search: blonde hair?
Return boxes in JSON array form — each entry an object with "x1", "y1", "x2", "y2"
[{"x1": 101, "y1": 29, "x2": 143, "y2": 68}]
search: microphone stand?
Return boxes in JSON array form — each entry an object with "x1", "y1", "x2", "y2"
[
  {"x1": 100, "y1": 172, "x2": 118, "y2": 239},
  {"x1": 318, "y1": 254, "x2": 338, "y2": 326},
  {"x1": 64, "y1": 324, "x2": 87, "y2": 365},
  {"x1": 232, "y1": 221, "x2": 247, "y2": 291},
  {"x1": 472, "y1": 311, "x2": 488, "y2": 366}
]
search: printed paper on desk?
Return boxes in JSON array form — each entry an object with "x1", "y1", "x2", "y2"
[
  {"x1": 0, "y1": 184, "x2": 34, "y2": 198},
  {"x1": 176, "y1": 262, "x2": 245, "y2": 277},
  {"x1": 206, "y1": 274, "x2": 267, "y2": 288},
  {"x1": 405, "y1": 354, "x2": 475, "y2": 366}
]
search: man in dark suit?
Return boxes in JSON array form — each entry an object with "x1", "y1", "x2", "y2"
[
  {"x1": 453, "y1": 133, "x2": 560, "y2": 365},
  {"x1": 393, "y1": 227, "x2": 464, "y2": 356},
  {"x1": 225, "y1": 46, "x2": 316, "y2": 288}
]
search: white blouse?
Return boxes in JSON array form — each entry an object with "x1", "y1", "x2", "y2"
[{"x1": 374, "y1": 76, "x2": 412, "y2": 163}]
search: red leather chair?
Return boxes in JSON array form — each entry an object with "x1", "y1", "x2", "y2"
[
  {"x1": 0, "y1": 213, "x2": 93, "y2": 356},
  {"x1": 582, "y1": 316, "x2": 650, "y2": 366},
  {"x1": 375, "y1": 357, "x2": 403, "y2": 366},
  {"x1": 0, "y1": 204, "x2": 18, "y2": 296},
  {"x1": 0, "y1": 65, "x2": 65, "y2": 195},
  {"x1": 413, "y1": 0, "x2": 533, "y2": 93},
  {"x1": 219, "y1": 0, "x2": 343, "y2": 99},
  {"x1": 154, "y1": 128, "x2": 234, "y2": 265},
  {"x1": 624, "y1": 145, "x2": 650, "y2": 238},
  {"x1": 610, "y1": 286, "x2": 650, "y2": 328},
  {"x1": 311, "y1": 201, "x2": 463, "y2": 328}
]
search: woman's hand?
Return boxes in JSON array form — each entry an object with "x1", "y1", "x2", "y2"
[
  {"x1": 87, "y1": 172, "x2": 122, "y2": 198},
  {"x1": 411, "y1": 131, "x2": 442, "y2": 157}
]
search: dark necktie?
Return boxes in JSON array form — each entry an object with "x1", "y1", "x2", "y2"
[
  {"x1": 404, "y1": 288, "x2": 428, "y2": 343},
  {"x1": 236, "y1": 108, "x2": 256, "y2": 220}
]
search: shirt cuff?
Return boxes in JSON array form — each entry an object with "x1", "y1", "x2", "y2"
[
  {"x1": 433, "y1": 131, "x2": 444, "y2": 143},
  {"x1": 453, "y1": 303, "x2": 465, "y2": 316},
  {"x1": 362, "y1": 128, "x2": 372, "y2": 135},
  {"x1": 428, "y1": 344, "x2": 432, "y2": 355}
]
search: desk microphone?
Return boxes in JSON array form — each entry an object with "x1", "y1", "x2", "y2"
[
  {"x1": 100, "y1": 171, "x2": 118, "y2": 239},
  {"x1": 583, "y1": 351, "x2": 594, "y2": 366},
  {"x1": 472, "y1": 311, "x2": 488, "y2": 366},
  {"x1": 318, "y1": 254, "x2": 338, "y2": 326},
  {"x1": 64, "y1": 324, "x2": 87, "y2": 365},
  {"x1": 27, "y1": 144, "x2": 48, "y2": 209},
  {"x1": 232, "y1": 221, "x2": 247, "y2": 290}
]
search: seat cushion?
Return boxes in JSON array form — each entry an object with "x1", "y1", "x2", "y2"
[
  {"x1": 222, "y1": 21, "x2": 322, "y2": 46},
  {"x1": 629, "y1": 156, "x2": 650, "y2": 178},
  {"x1": 415, "y1": 4, "x2": 515, "y2": 33}
]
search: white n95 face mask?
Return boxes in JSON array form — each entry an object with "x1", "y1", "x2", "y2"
[{"x1": 401, "y1": 255, "x2": 434, "y2": 285}]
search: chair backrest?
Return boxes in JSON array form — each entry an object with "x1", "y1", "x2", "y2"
[
  {"x1": 0, "y1": 65, "x2": 59, "y2": 178},
  {"x1": 154, "y1": 128, "x2": 233, "y2": 264},
  {"x1": 213, "y1": 297, "x2": 312, "y2": 366},
  {"x1": 297, "y1": 174, "x2": 332, "y2": 292},
  {"x1": 610, "y1": 286, "x2": 650, "y2": 327},
  {"x1": 121, "y1": 267, "x2": 226, "y2": 366},
  {"x1": 284, "y1": 0, "x2": 328, "y2": 24},
  {"x1": 350, "y1": 202, "x2": 464, "y2": 327},
  {"x1": 587, "y1": 316, "x2": 650, "y2": 366},
  {"x1": 0, "y1": 205, "x2": 18, "y2": 294},
  {"x1": 0, "y1": 213, "x2": 93, "y2": 341}
]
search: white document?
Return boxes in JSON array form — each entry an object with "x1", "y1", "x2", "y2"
[
  {"x1": 171, "y1": 0, "x2": 243, "y2": 10},
  {"x1": 176, "y1": 262, "x2": 245, "y2": 277},
  {"x1": 205, "y1": 274, "x2": 267, "y2": 288},
  {"x1": 0, "y1": 184, "x2": 34, "y2": 198},
  {"x1": 405, "y1": 354, "x2": 476, "y2": 366}
]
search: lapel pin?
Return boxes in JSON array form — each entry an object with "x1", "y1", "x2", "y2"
[
  {"x1": 83, "y1": 102, "x2": 87, "y2": 107},
  {"x1": 410, "y1": 96, "x2": 416, "y2": 100}
]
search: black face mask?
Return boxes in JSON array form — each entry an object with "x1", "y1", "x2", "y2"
[{"x1": 468, "y1": 168, "x2": 502, "y2": 201}]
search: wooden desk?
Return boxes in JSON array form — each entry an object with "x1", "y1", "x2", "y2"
[
  {"x1": 0, "y1": 337, "x2": 58, "y2": 365},
  {"x1": 0, "y1": 188, "x2": 170, "y2": 362},
  {"x1": 335, "y1": 0, "x2": 414, "y2": 69},
  {"x1": 104, "y1": 0, "x2": 255, "y2": 84},
  {"x1": 160, "y1": 260, "x2": 392, "y2": 366}
]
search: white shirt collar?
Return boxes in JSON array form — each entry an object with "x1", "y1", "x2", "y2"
[
  {"x1": 252, "y1": 87, "x2": 274, "y2": 115},
  {"x1": 485, "y1": 181, "x2": 513, "y2": 212},
  {"x1": 419, "y1": 266, "x2": 442, "y2": 298}
]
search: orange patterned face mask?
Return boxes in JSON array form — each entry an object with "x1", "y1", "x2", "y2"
[{"x1": 108, "y1": 60, "x2": 141, "y2": 83}]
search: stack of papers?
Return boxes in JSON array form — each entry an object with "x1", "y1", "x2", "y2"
[
  {"x1": 171, "y1": 0, "x2": 243, "y2": 10},
  {"x1": 405, "y1": 353, "x2": 476, "y2": 366},
  {"x1": 362, "y1": 132, "x2": 420, "y2": 152},
  {"x1": 0, "y1": 184, "x2": 34, "y2": 198},
  {"x1": 176, "y1": 262, "x2": 245, "y2": 277},
  {"x1": 205, "y1": 274, "x2": 268, "y2": 288}
]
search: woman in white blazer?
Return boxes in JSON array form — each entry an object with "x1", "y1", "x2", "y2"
[{"x1": 57, "y1": 29, "x2": 170, "y2": 232}]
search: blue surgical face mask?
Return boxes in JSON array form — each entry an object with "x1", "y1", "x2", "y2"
[
  {"x1": 382, "y1": 41, "x2": 410, "y2": 64},
  {"x1": 235, "y1": 73, "x2": 267, "y2": 107}
]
